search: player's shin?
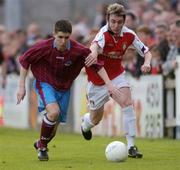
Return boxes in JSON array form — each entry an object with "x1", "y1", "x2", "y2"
[
  {"x1": 122, "y1": 105, "x2": 136, "y2": 149},
  {"x1": 81, "y1": 113, "x2": 94, "y2": 132},
  {"x1": 39, "y1": 114, "x2": 57, "y2": 147}
]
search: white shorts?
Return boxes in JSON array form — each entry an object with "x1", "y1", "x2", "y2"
[{"x1": 87, "y1": 73, "x2": 130, "y2": 110}]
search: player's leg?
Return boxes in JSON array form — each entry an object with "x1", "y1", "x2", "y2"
[
  {"x1": 81, "y1": 106, "x2": 104, "y2": 140},
  {"x1": 112, "y1": 87, "x2": 143, "y2": 158},
  {"x1": 81, "y1": 82, "x2": 109, "y2": 140},
  {"x1": 35, "y1": 88, "x2": 70, "y2": 160},
  {"x1": 46, "y1": 89, "x2": 71, "y2": 143},
  {"x1": 33, "y1": 81, "x2": 60, "y2": 161}
]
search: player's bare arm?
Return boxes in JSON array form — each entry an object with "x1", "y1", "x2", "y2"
[
  {"x1": 141, "y1": 51, "x2": 152, "y2": 73},
  {"x1": 16, "y1": 66, "x2": 28, "y2": 104},
  {"x1": 85, "y1": 42, "x2": 101, "y2": 67},
  {"x1": 97, "y1": 67, "x2": 121, "y2": 97}
]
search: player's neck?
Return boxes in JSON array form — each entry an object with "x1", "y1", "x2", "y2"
[
  {"x1": 55, "y1": 43, "x2": 67, "y2": 52},
  {"x1": 57, "y1": 46, "x2": 67, "y2": 52}
]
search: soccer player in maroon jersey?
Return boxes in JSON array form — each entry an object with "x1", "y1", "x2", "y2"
[
  {"x1": 81, "y1": 3, "x2": 152, "y2": 158},
  {"x1": 16, "y1": 20, "x2": 118, "y2": 161}
]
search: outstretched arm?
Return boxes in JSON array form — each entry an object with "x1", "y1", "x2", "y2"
[
  {"x1": 16, "y1": 66, "x2": 28, "y2": 104},
  {"x1": 141, "y1": 51, "x2": 152, "y2": 73},
  {"x1": 97, "y1": 67, "x2": 120, "y2": 96},
  {"x1": 85, "y1": 42, "x2": 101, "y2": 67}
]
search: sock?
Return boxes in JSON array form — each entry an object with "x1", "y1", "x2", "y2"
[
  {"x1": 46, "y1": 122, "x2": 59, "y2": 143},
  {"x1": 122, "y1": 105, "x2": 136, "y2": 149},
  {"x1": 81, "y1": 113, "x2": 94, "y2": 132},
  {"x1": 39, "y1": 114, "x2": 56, "y2": 147},
  {"x1": 126, "y1": 135, "x2": 135, "y2": 149}
]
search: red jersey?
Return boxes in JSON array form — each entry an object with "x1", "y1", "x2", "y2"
[
  {"x1": 19, "y1": 38, "x2": 102, "y2": 90},
  {"x1": 86, "y1": 25, "x2": 149, "y2": 85}
]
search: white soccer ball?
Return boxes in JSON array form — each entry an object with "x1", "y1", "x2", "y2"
[{"x1": 105, "y1": 141, "x2": 128, "y2": 162}]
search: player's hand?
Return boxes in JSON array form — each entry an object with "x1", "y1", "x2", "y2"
[
  {"x1": 106, "y1": 82, "x2": 119, "y2": 97},
  {"x1": 141, "y1": 63, "x2": 151, "y2": 73},
  {"x1": 85, "y1": 52, "x2": 98, "y2": 67},
  {"x1": 16, "y1": 86, "x2": 26, "y2": 104}
]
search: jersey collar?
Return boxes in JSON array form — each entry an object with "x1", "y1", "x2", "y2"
[
  {"x1": 107, "y1": 24, "x2": 123, "y2": 37},
  {"x1": 53, "y1": 39, "x2": 71, "y2": 51}
]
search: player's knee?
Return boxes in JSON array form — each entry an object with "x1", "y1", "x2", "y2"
[
  {"x1": 47, "y1": 109, "x2": 60, "y2": 121},
  {"x1": 121, "y1": 99, "x2": 133, "y2": 108}
]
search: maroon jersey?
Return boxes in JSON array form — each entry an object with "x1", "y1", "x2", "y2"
[{"x1": 19, "y1": 38, "x2": 102, "y2": 90}]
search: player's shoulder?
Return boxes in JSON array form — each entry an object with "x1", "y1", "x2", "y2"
[
  {"x1": 70, "y1": 39, "x2": 88, "y2": 50},
  {"x1": 70, "y1": 39, "x2": 90, "y2": 56},
  {"x1": 31, "y1": 38, "x2": 53, "y2": 50},
  {"x1": 121, "y1": 26, "x2": 136, "y2": 35},
  {"x1": 98, "y1": 24, "x2": 108, "y2": 35}
]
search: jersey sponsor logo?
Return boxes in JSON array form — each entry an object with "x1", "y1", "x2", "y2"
[
  {"x1": 64, "y1": 60, "x2": 72, "y2": 66},
  {"x1": 103, "y1": 51, "x2": 123, "y2": 59},
  {"x1": 56, "y1": 56, "x2": 64, "y2": 60}
]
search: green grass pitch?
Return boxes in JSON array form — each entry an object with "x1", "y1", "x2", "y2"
[{"x1": 0, "y1": 127, "x2": 180, "y2": 170}]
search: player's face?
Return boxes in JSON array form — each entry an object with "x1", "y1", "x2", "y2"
[
  {"x1": 54, "y1": 31, "x2": 71, "y2": 51},
  {"x1": 108, "y1": 14, "x2": 125, "y2": 34}
]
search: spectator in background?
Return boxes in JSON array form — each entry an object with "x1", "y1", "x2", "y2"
[
  {"x1": 122, "y1": 47, "x2": 139, "y2": 77},
  {"x1": 72, "y1": 15, "x2": 90, "y2": 42},
  {"x1": 154, "y1": 23, "x2": 170, "y2": 62},
  {"x1": 93, "y1": 3, "x2": 107, "y2": 28},
  {"x1": 0, "y1": 32, "x2": 20, "y2": 88},
  {"x1": 134, "y1": 25, "x2": 155, "y2": 77},
  {"x1": 150, "y1": 45, "x2": 162, "y2": 74},
  {"x1": 136, "y1": 25, "x2": 156, "y2": 48},
  {"x1": 0, "y1": 25, "x2": 5, "y2": 65},
  {"x1": 26, "y1": 22, "x2": 42, "y2": 47},
  {"x1": 162, "y1": 19, "x2": 180, "y2": 77},
  {"x1": 124, "y1": 11, "x2": 138, "y2": 31},
  {"x1": 13, "y1": 29, "x2": 28, "y2": 54}
]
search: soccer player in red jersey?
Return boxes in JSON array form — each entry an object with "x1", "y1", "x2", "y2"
[
  {"x1": 81, "y1": 3, "x2": 152, "y2": 158},
  {"x1": 16, "y1": 20, "x2": 117, "y2": 161}
]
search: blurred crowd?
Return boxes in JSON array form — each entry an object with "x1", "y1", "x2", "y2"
[{"x1": 0, "y1": 0, "x2": 180, "y2": 89}]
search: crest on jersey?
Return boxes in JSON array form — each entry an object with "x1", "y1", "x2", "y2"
[{"x1": 122, "y1": 42, "x2": 127, "y2": 50}]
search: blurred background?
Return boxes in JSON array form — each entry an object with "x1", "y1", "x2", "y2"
[{"x1": 0, "y1": 0, "x2": 180, "y2": 140}]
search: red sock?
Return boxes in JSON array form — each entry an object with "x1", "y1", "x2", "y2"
[{"x1": 39, "y1": 114, "x2": 56, "y2": 147}]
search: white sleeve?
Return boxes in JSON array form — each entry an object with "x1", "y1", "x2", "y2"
[
  {"x1": 132, "y1": 33, "x2": 149, "y2": 57},
  {"x1": 92, "y1": 30, "x2": 105, "y2": 49}
]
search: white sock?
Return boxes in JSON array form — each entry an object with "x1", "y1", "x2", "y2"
[
  {"x1": 126, "y1": 135, "x2": 135, "y2": 149},
  {"x1": 81, "y1": 113, "x2": 94, "y2": 132},
  {"x1": 122, "y1": 105, "x2": 136, "y2": 149}
]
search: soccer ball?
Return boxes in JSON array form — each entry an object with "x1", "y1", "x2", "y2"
[{"x1": 105, "y1": 141, "x2": 128, "y2": 162}]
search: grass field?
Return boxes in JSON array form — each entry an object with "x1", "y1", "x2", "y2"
[{"x1": 0, "y1": 127, "x2": 180, "y2": 170}]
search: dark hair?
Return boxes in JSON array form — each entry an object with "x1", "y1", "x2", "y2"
[
  {"x1": 54, "y1": 20, "x2": 72, "y2": 34},
  {"x1": 126, "y1": 11, "x2": 137, "y2": 21}
]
